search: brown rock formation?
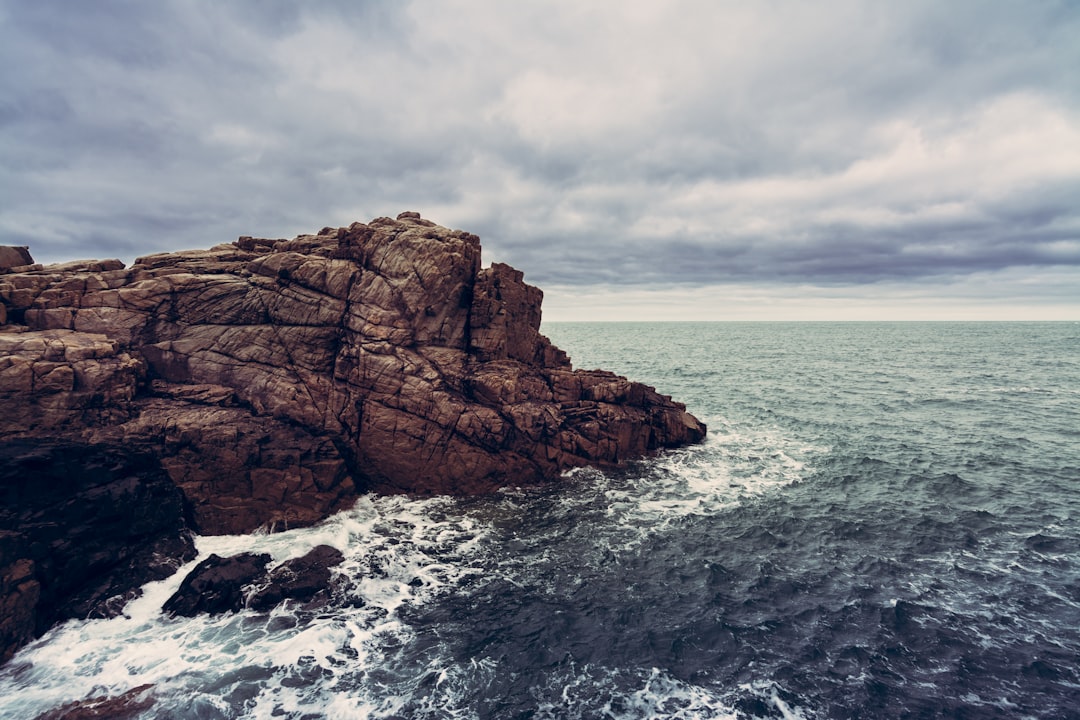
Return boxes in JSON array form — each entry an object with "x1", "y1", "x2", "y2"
[{"x1": 0, "y1": 214, "x2": 705, "y2": 537}]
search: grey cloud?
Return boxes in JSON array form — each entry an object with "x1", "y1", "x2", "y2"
[{"x1": 0, "y1": 0, "x2": 1077, "y2": 314}]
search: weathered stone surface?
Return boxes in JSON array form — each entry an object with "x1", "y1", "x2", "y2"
[
  {"x1": 248, "y1": 544, "x2": 345, "y2": 611},
  {"x1": 0, "y1": 441, "x2": 195, "y2": 664},
  {"x1": 1, "y1": 212, "x2": 705, "y2": 529},
  {"x1": 162, "y1": 552, "x2": 271, "y2": 617},
  {"x1": 0, "y1": 330, "x2": 144, "y2": 436},
  {"x1": 0, "y1": 246, "x2": 33, "y2": 271}
]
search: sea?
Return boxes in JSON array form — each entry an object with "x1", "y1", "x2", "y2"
[{"x1": 2, "y1": 322, "x2": 1078, "y2": 719}]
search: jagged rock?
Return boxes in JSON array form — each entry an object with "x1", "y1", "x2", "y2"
[
  {"x1": 248, "y1": 544, "x2": 345, "y2": 611},
  {"x1": 1, "y1": 212, "x2": 705, "y2": 532},
  {"x1": 164, "y1": 545, "x2": 345, "y2": 617},
  {"x1": 162, "y1": 552, "x2": 271, "y2": 617},
  {"x1": 0, "y1": 441, "x2": 195, "y2": 664},
  {"x1": 33, "y1": 683, "x2": 155, "y2": 720}
]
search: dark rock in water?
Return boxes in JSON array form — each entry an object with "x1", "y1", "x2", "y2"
[
  {"x1": 0, "y1": 441, "x2": 195, "y2": 664},
  {"x1": 1, "y1": 212, "x2": 705, "y2": 536},
  {"x1": 165, "y1": 545, "x2": 345, "y2": 616},
  {"x1": 162, "y1": 552, "x2": 271, "y2": 617},
  {"x1": 248, "y1": 544, "x2": 345, "y2": 611},
  {"x1": 32, "y1": 683, "x2": 155, "y2": 720}
]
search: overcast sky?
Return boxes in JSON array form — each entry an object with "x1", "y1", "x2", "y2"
[{"x1": 2, "y1": 1, "x2": 1078, "y2": 320}]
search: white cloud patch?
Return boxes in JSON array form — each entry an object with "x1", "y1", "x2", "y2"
[{"x1": 1, "y1": 0, "x2": 1078, "y2": 317}]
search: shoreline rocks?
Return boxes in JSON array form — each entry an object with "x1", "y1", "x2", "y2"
[
  {"x1": 2, "y1": 212, "x2": 705, "y2": 530},
  {"x1": 0, "y1": 212, "x2": 707, "y2": 662},
  {"x1": 0, "y1": 441, "x2": 195, "y2": 665}
]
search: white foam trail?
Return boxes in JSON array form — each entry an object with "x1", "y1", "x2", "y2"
[
  {"x1": 559, "y1": 416, "x2": 826, "y2": 553},
  {"x1": 0, "y1": 493, "x2": 492, "y2": 720},
  {"x1": 532, "y1": 665, "x2": 739, "y2": 720},
  {"x1": 615, "y1": 668, "x2": 740, "y2": 720},
  {"x1": 772, "y1": 688, "x2": 811, "y2": 720}
]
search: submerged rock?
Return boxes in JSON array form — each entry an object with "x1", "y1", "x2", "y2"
[
  {"x1": 1, "y1": 213, "x2": 706, "y2": 536},
  {"x1": 32, "y1": 683, "x2": 155, "y2": 720}
]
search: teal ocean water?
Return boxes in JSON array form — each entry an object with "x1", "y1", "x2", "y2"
[{"x1": 2, "y1": 322, "x2": 1078, "y2": 719}]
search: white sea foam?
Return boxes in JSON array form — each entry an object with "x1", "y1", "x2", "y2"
[
  {"x1": 558, "y1": 416, "x2": 827, "y2": 553},
  {"x1": 609, "y1": 668, "x2": 740, "y2": 720},
  {"x1": 526, "y1": 665, "x2": 742, "y2": 720},
  {"x1": 0, "y1": 493, "x2": 492, "y2": 720},
  {"x1": 532, "y1": 665, "x2": 819, "y2": 720}
]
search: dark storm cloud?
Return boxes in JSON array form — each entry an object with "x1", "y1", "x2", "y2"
[{"x1": 1, "y1": 0, "x2": 1078, "y2": 311}]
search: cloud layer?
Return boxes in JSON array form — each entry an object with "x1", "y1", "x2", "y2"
[{"x1": 2, "y1": 1, "x2": 1078, "y2": 316}]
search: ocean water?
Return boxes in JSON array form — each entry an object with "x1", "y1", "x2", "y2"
[{"x1": 3, "y1": 322, "x2": 1079, "y2": 719}]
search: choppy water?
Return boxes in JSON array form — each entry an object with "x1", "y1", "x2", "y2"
[{"x1": 3, "y1": 322, "x2": 1079, "y2": 719}]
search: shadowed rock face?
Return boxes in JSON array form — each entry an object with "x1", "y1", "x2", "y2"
[
  {"x1": 162, "y1": 545, "x2": 347, "y2": 617},
  {"x1": 0, "y1": 441, "x2": 195, "y2": 665},
  {"x1": 0, "y1": 212, "x2": 706, "y2": 537}
]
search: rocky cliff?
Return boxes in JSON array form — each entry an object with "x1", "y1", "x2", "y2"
[
  {"x1": 1, "y1": 212, "x2": 705, "y2": 536},
  {"x1": 0, "y1": 212, "x2": 705, "y2": 661}
]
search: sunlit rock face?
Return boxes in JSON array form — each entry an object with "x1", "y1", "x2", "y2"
[{"x1": 0, "y1": 213, "x2": 706, "y2": 535}]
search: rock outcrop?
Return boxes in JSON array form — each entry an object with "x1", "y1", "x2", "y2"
[
  {"x1": 1, "y1": 212, "x2": 705, "y2": 536},
  {"x1": 163, "y1": 545, "x2": 346, "y2": 617},
  {"x1": 0, "y1": 441, "x2": 195, "y2": 664},
  {"x1": 0, "y1": 213, "x2": 705, "y2": 661}
]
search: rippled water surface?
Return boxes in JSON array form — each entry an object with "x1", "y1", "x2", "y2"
[{"x1": 3, "y1": 322, "x2": 1079, "y2": 719}]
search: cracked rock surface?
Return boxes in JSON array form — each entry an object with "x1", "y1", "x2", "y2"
[{"x1": 1, "y1": 212, "x2": 706, "y2": 535}]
